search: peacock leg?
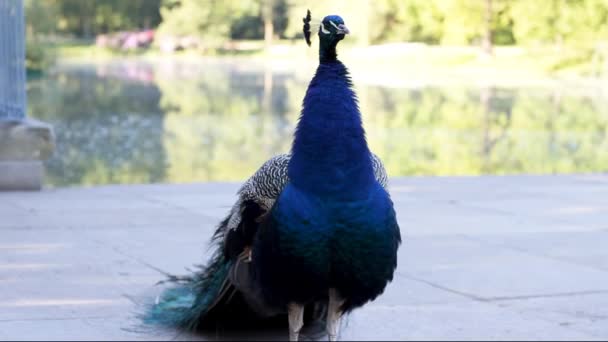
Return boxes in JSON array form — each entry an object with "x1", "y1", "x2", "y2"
[
  {"x1": 327, "y1": 288, "x2": 344, "y2": 341},
  {"x1": 288, "y1": 302, "x2": 305, "y2": 341}
]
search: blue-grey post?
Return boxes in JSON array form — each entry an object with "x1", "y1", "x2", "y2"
[
  {"x1": 0, "y1": 0, "x2": 55, "y2": 190},
  {"x1": 0, "y1": 0, "x2": 27, "y2": 120}
]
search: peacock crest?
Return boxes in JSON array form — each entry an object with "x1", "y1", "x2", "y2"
[{"x1": 303, "y1": 9, "x2": 312, "y2": 47}]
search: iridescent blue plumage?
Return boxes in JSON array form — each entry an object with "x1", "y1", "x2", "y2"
[
  {"x1": 254, "y1": 18, "x2": 401, "y2": 316},
  {"x1": 289, "y1": 61, "x2": 374, "y2": 197}
]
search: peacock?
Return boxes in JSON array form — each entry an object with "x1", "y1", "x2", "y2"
[{"x1": 146, "y1": 12, "x2": 401, "y2": 341}]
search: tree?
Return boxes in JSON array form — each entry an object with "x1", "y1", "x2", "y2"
[
  {"x1": 262, "y1": 0, "x2": 274, "y2": 51},
  {"x1": 369, "y1": 0, "x2": 444, "y2": 44},
  {"x1": 25, "y1": 0, "x2": 60, "y2": 37},
  {"x1": 157, "y1": 0, "x2": 246, "y2": 48},
  {"x1": 439, "y1": 0, "x2": 513, "y2": 48},
  {"x1": 482, "y1": 0, "x2": 493, "y2": 54},
  {"x1": 509, "y1": 0, "x2": 563, "y2": 46},
  {"x1": 510, "y1": 0, "x2": 608, "y2": 48},
  {"x1": 26, "y1": 0, "x2": 161, "y2": 38}
]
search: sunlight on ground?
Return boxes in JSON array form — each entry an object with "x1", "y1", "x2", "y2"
[
  {"x1": 0, "y1": 299, "x2": 122, "y2": 307},
  {"x1": 0, "y1": 263, "x2": 64, "y2": 270},
  {"x1": 0, "y1": 243, "x2": 65, "y2": 252},
  {"x1": 550, "y1": 206, "x2": 608, "y2": 215}
]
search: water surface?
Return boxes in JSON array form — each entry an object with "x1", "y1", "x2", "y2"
[{"x1": 28, "y1": 59, "x2": 608, "y2": 188}]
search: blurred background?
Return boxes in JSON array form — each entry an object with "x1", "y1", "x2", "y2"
[{"x1": 24, "y1": 0, "x2": 608, "y2": 188}]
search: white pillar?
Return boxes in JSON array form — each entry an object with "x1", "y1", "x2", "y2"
[
  {"x1": 0, "y1": 0, "x2": 27, "y2": 120},
  {"x1": 0, "y1": 0, "x2": 55, "y2": 190}
]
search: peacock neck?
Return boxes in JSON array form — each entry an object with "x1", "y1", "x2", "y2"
[
  {"x1": 288, "y1": 61, "x2": 374, "y2": 197},
  {"x1": 319, "y1": 39, "x2": 338, "y2": 63}
]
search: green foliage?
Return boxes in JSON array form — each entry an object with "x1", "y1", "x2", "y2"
[
  {"x1": 284, "y1": 0, "x2": 517, "y2": 46},
  {"x1": 157, "y1": 0, "x2": 240, "y2": 47},
  {"x1": 24, "y1": 0, "x2": 608, "y2": 51},
  {"x1": 25, "y1": 0, "x2": 162, "y2": 38},
  {"x1": 510, "y1": 0, "x2": 608, "y2": 46},
  {"x1": 230, "y1": 15, "x2": 265, "y2": 40},
  {"x1": 25, "y1": 39, "x2": 56, "y2": 73},
  {"x1": 25, "y1": 0, "x2": 60, "y2": 37},
  {"x1": 370, "y1": 0, "x2": 444, "y2": 44},
  {"x1": 23, "y1": 0, "x2": 608, "y2": 77},
  {"x1": 24, "y1": 0, "x2": 59, "y2": 73}
]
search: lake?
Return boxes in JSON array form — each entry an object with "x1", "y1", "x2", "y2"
[{"x1": 27, "y1": 58, "x2": 608, "y2": 188}]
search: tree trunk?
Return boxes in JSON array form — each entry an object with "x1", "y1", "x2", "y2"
[
  {"x1": 361, "y1": 0, "x2": 371, "y2": 46},
  {"x1": 80, "y1": 3, "x2": 93, "y2": 39},
  {"x1": 482, "y1": 0, "x2": 493, "y2": 55},
  {"x1": 263, "y1": 65, "x2": 273, "y2": 116},
  {"x1": 263, "y1": 0, "x2": 274, "y2": 53}
]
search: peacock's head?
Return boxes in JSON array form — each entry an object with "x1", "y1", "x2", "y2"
[
  {"x1": 302, "y1": 11, "x2": 350, "y2": 61},
  {"x1": 318, "y1": 15, "x2": 350, "y2": 43}
]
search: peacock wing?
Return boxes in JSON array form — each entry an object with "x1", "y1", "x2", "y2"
[{"x1": 219, "y1": 153, "x2": 291, "y2": 260}]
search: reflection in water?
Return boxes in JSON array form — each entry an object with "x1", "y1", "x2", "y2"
[{"x1": 28, "y1": 60, "x2": 608, "y2": 188}]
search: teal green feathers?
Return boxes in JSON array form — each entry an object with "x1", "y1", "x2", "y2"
[{"x1": 143, "y1": 252, "x2": 233, "y2": 330}]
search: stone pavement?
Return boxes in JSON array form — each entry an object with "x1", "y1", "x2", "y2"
[{"x1": 1, "y1": 175, "x2": 607, "y2": 340}]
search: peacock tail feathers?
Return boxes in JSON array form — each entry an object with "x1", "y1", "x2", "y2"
[
  {"x1": 143, "y1": 213, "x2": 236, "y2": 331},
  {"x1": 143, "y1": 247, "x2": 234, "y2": 331}
]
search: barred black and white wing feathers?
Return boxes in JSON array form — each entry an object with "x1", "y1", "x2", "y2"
[
  {"x1": 217, "y1": 154, "x2": 288, "y2": 261},
  {"x1": 225, "y1": 154, "x2": 290, "y2": 233},
  {"x1": 371, "y1": 153, "x2": 388, "y2": 189}
]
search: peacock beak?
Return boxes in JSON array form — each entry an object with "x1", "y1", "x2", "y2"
[{"x1": 337, "y1": 24, "x2": 350, "y2": 35}]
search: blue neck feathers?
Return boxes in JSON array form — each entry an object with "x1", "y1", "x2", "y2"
[{"x1": 288, "y1": 60, "x2": 374, "y2": 197}]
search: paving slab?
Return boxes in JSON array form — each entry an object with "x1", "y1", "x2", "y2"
[
  {"x1": 400, "y1": 236, "x2": 608, "y2": 300},
  {"x1": 0, "y1": 174, "x2": 607, "y2": 340},
  {"x1": 497, "y1": 294, "x2": 608, "y2": 339},
  {"x1": 340, "y1": 302, "x2": 602, "y2": 341}
]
